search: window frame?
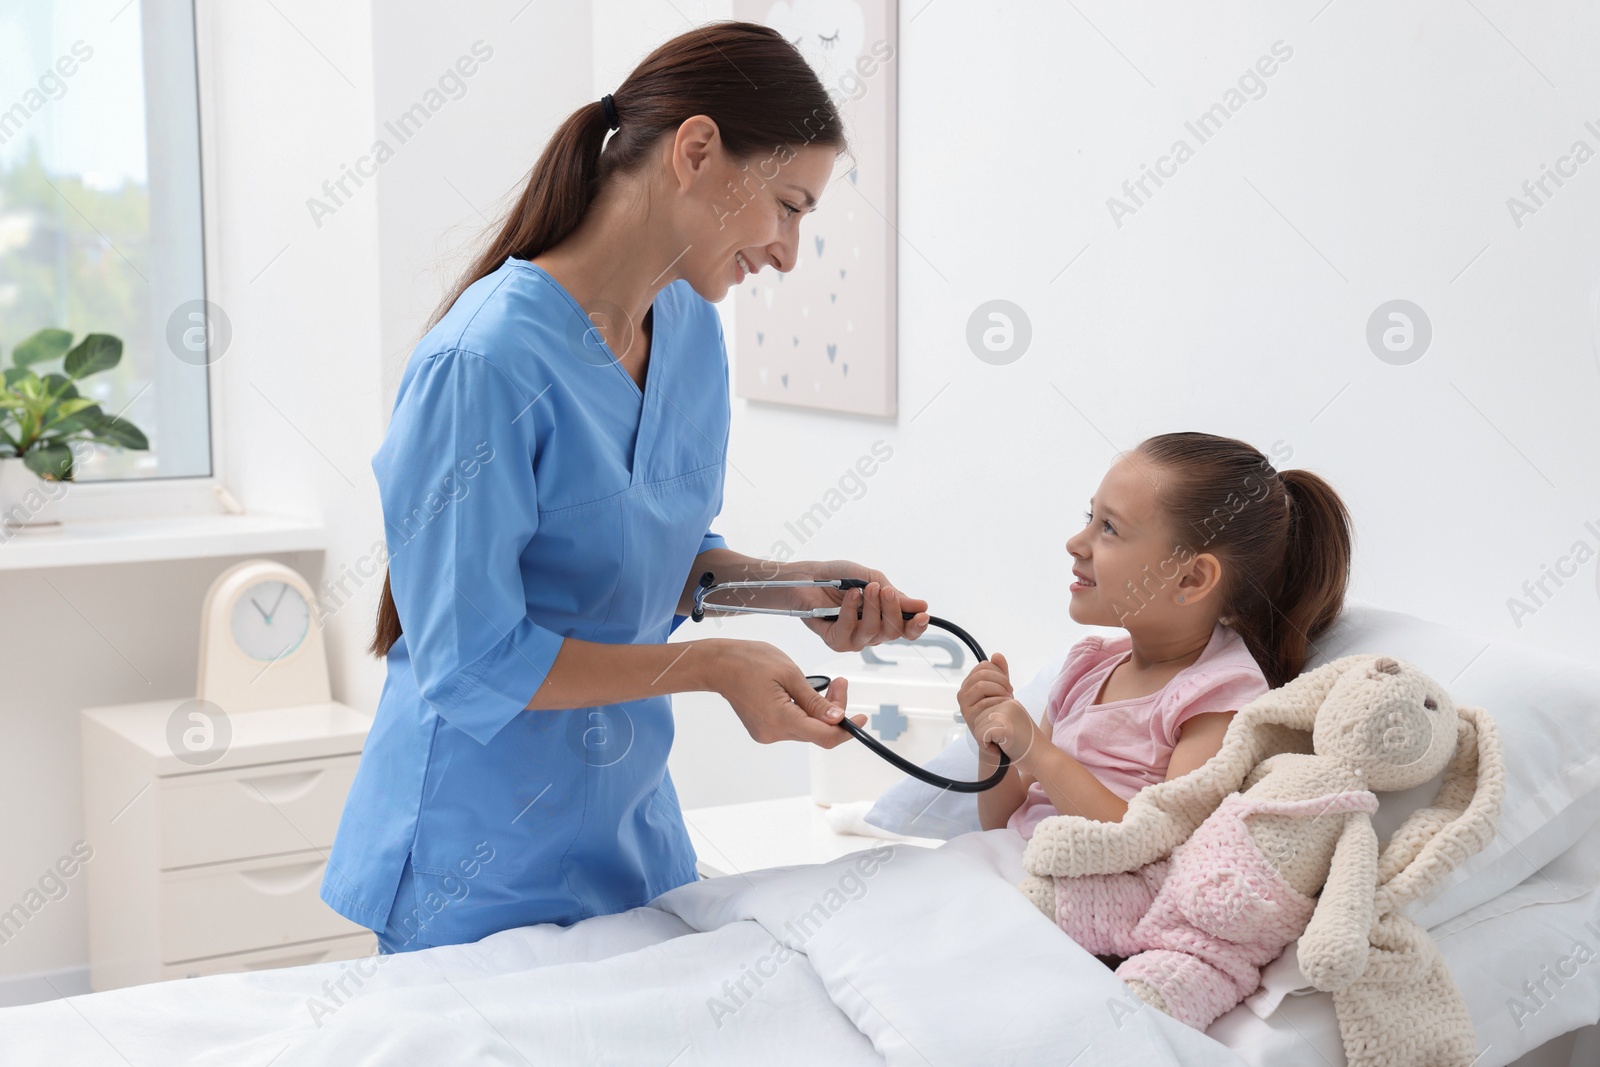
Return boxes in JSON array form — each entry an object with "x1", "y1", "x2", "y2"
[{"x1": 30, "y1": 0, "x2": 228, "y2": 523}]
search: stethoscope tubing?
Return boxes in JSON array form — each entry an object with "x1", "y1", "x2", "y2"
[
  {"x1": 691, "y1": 573, "x2": 1011, "y2": 793},
  {"x1": 809, "y1": 613, "x2": 1012, "y2": 794}
]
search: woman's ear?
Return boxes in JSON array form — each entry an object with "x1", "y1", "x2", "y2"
[{"x1": 1370, "y1": 703, "x2": 1507, "y2": 915}]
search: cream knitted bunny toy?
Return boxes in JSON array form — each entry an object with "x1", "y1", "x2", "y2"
[{"x1": 1017, "y1": 653, "x2": 1505, "y2": 1067}]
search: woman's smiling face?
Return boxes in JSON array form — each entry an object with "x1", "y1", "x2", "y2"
[
  {"x1": 668, "y1": 120, "x2": 837, "y2": 301},
  {"x1": 1066, "y1": 454, "x2": 1204, "y2": 629}
]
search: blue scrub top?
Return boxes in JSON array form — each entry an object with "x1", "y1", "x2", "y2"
[{"x1": 319, "y1": 255, "x2": 729, "y2": 947}]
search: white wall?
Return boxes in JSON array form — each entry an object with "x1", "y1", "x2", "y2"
[
  {"x1": 668, "y1": 0, "x2": 1600, "y2": 808},
  {"x1": 4, "y1": 0, "x2": 1597, "y2": 992},
  {"x1": 371, "y1": 2, "x2": 593, "y2": 411}
]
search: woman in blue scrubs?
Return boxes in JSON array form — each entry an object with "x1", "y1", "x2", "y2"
[{"x1": 320, "y1": 23, "x2": 928, "y2": 954}]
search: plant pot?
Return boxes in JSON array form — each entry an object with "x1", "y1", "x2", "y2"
[{"x1": 0, "y1": 456, "x2": 69, "y2": 535}]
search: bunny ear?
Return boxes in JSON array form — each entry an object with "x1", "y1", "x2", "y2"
[
  {"x1": 1166, "y1": 652, "x2": 1369, "y2": 797},
  {"x1": 1187, "y1": 652, "x2": 1384, "y2": 789},
  {"x1": 1021, "y1": 655, "x2": 1373, "y2": 879},
  {"x1": 1371, "y1": 703, "x2": 1507, "y2": 915},
  {"x1": 1225, "y1": 653, "x2": 1367, "y2": 743}
]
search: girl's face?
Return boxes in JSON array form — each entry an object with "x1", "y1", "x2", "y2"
[
  {"x1": 668, "y1": 119, "x2": 836, "y2": 301},
  {"x1": 1065, "y1": 455, "x2": 1217, "y2": 630}
]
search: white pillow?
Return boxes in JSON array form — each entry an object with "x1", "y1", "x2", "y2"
[
  {"x1": 1304, "y1": 598, "x2": 1600, "y2": 929},
  {"x1": 862, "y1": 649, "x2": 1068, "y2": 839},
  {"x1": 865, "y1": 600, "x2": 1600, "y2": 931}
]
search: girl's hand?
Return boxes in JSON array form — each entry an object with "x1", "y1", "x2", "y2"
[
  {"x1": 972, "y1": 697, "x2": 1051, "y2": 769},
  {"x1": 957, "y1": 651, "x2": 1014, "y2": 734},
  {"x1": 793, "y1": 561, "x2": 931, "y2": 653}
]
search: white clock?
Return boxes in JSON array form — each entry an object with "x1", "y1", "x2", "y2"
[{"x1": 198, "y1": 559, "x2": 331, "y2": 712}]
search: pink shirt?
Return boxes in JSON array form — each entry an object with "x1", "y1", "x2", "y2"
[{"x1": 1007, "y1": 622, "x2": 1270, "y2": 840}]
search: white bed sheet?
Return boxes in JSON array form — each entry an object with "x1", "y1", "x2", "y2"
[{"x1": 0, "y1": 827, "x2": 1593, "y2": 1066}]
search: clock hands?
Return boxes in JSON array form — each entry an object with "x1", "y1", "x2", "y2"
[
  {"x1": 268, "y1": 582, "x2": 290, "y2": 621},
  {"x1": 249, "y1": 583, "x2": 293, "y2": 625}
]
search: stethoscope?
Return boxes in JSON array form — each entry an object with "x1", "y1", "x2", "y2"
[{"x1": 690, "y1": 573, "x2": 1011, "y2": 793}]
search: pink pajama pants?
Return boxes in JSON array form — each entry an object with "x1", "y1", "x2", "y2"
[{"x1": 1052, "y1": 788, "x2": 1380, "y2": 1030}]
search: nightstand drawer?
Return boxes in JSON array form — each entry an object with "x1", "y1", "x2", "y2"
[
  {"x1": 162, "y1": 932, "x2": 378, "y2": 980},
  {"x1": 159, "y1": 754, "x2": 360, "y2": 869},
  {"x1": 161, "y1": 850, "x2": 364, "y2": 962}
]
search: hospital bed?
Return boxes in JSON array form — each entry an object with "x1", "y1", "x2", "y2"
[{"x1": 0, "y1": 599, "x2": 1595, "y2": 1065}]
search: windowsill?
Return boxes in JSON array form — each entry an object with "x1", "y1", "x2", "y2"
[{"x1": 0, "y1": 512, "x2": 326, "y2": 571}]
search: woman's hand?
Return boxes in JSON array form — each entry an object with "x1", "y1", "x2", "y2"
[
  {"x1": 706, "y1": 639, "x2": 867, "y2": 748},
  {"x1": 792, "y1": 560, "x2": 930, "y2": 652}
]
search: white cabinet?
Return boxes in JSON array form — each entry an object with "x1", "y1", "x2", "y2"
[{"x1": 79, "y1": 699, "x2": 376, "y2": 990}]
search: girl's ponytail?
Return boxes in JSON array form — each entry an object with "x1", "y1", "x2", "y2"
[
  {"x1": 1263, "y1": 468, "x2": 1354, "y2": 688},
  {"x1": 1134, "y1": 433, "x2": 1353, "y2": 689}
]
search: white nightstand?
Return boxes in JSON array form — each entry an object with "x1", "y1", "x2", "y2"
[
  {"x1": 79, "y1": 698, "x2": 378, "y2": 990},
  {"x1": 680, "y1": 795, "x2": 944, "y2": 878}
]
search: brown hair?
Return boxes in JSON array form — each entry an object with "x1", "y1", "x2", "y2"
[
  {"x1": 1132, "y1": 432, "x2": 1354, "y2": 690},
  {"x1": 369, "y1": 21, "x2": 850, "y2": 658}
]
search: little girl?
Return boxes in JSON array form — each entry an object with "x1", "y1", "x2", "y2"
[{"x1": 958, "y1": 431, "x2": 1353, "y2": 836}]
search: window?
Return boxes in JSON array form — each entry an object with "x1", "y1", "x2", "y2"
[{"x1": 0, "y1": 0, "x2": 212, "y2": 493}]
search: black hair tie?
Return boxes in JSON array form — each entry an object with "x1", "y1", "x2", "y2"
[{"x1": 599, "y1": 93, "x2": 620, "y2": 130}]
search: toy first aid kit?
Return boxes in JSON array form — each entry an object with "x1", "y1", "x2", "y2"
[{"x1": 808, "y1": 634, "x2": 976, "y2": 806}]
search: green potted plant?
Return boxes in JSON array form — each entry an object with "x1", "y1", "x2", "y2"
[{"x1": 0, "y1": 327, "x2": 150, "y2": 535}]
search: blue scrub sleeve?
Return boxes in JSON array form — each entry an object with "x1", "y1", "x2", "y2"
[
  {"x1": 677, "y1": 481, "x2": 726, "y2": 632},
  {"x1": 670, "y1": 530, "x2": 726, "y2": 635},
  {"x1": 375, "y1": 350, "x2": 566, "y2": 745}
]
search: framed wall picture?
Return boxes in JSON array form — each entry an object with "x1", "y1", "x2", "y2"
[{"x1": 732, "y1": 0, "x2": 898, "y2": 417}]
